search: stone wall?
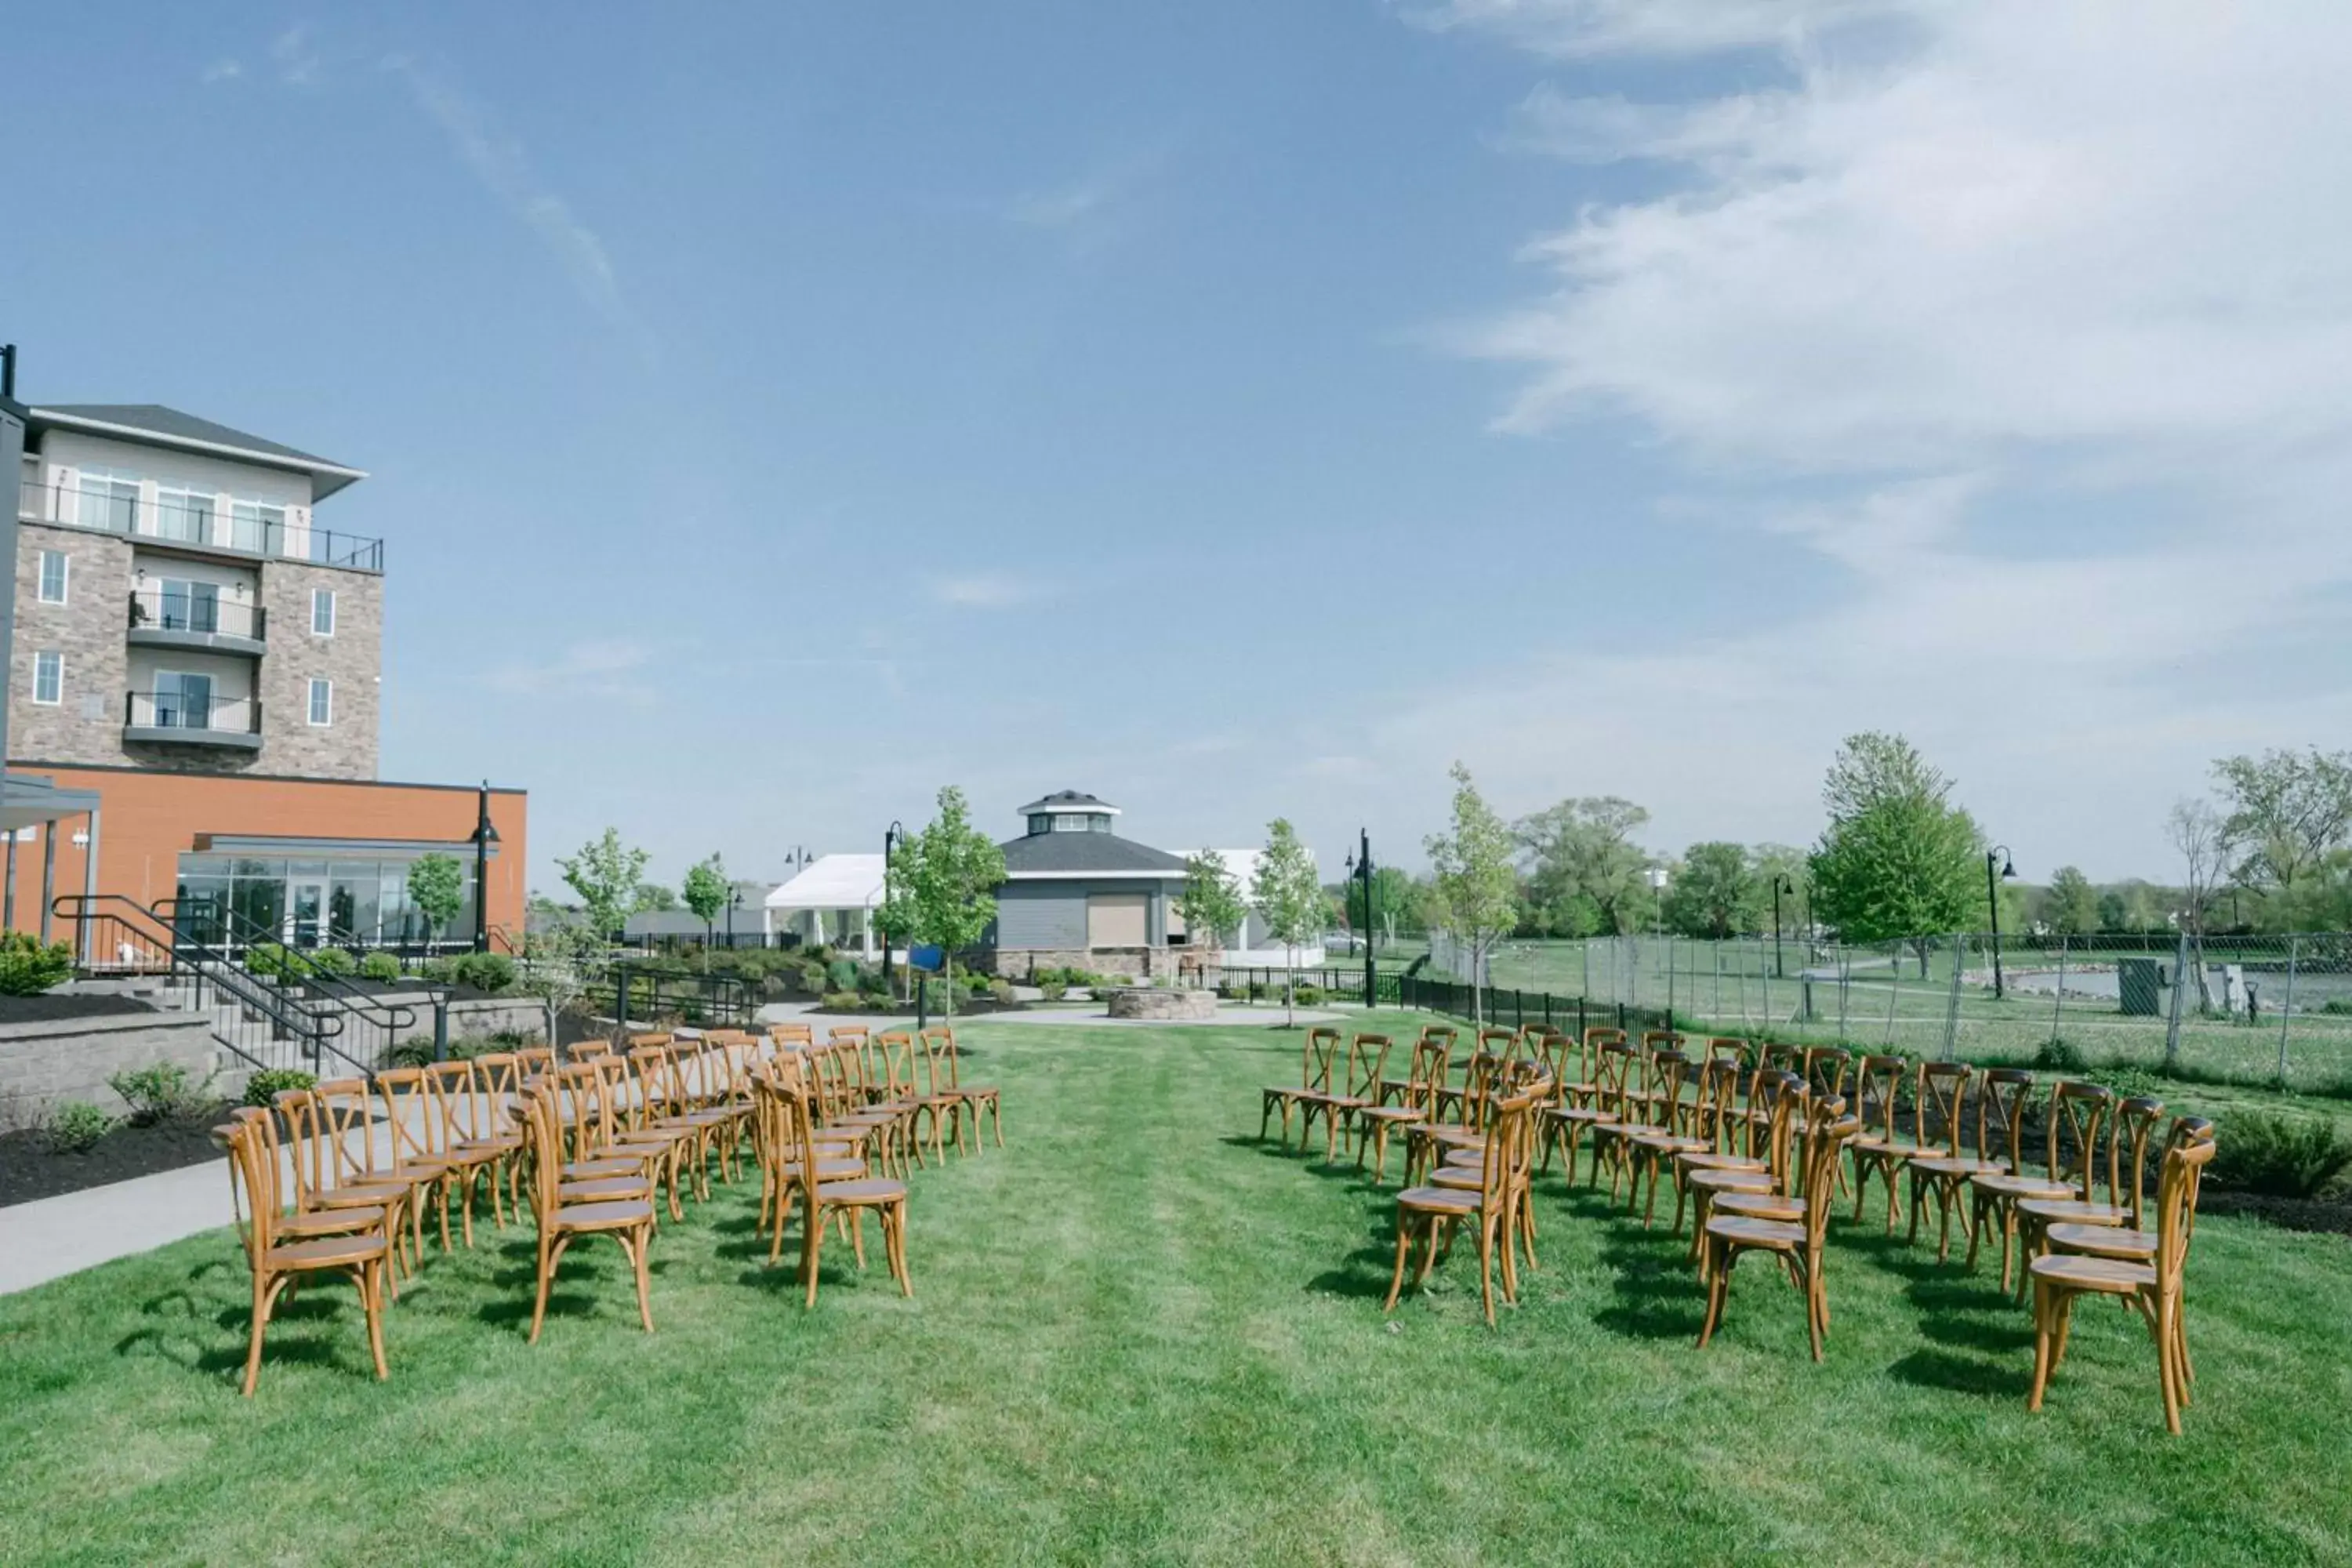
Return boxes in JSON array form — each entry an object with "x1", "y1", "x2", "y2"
[
  {"x1": 258, "y1": 561, "x2": 379, "y2": 779},
  {"x1": 0, "y1": 1010, "x2": 228, "y2": 1123},
  {"x1": 10, "y1": 522, "x2": 133, "y2": 766},
  {"x1": 987, "y1": 944, "x2": 1197, "y2": 981}
]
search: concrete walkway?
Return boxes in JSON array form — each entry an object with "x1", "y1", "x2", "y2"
[
  {"x1": 755, "y1": 998, "x2": 1345, "y2": 1029},
  {"x1": 0, "y1": 1159, "x2": 232, "y2": 1296}
]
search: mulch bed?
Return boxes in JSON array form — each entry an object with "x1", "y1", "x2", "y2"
[
  {"x1": 0, "y1": 993, "x2": 159, "y2": 1025},
  {"x1": 2200, "y1": 1189, "x2": 2352, "y2": 1238},
  {"x1": 0, "y1": 1113, "x2": 227, "y2": 1208}
]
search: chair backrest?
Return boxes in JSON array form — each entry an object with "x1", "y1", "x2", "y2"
[
  {"x1": 1647, "y1": 1050, "x2": 1693, "y2": 1129},
  {"x1": 554, "y1": 1062, "x2": 608, "y2": 1157},
  {"x1": 310, "y1": 1077, "x2": 382, "y2": 1183},
  {"x1": 1595, "y1": 1042, "x2": 1639, "y2": 1119},
  {"x1": 2154, "y1": 1131, "x2": 2219, "y2": 1290},
  {"x1": 1752, "y1": 1070, "x2": 1804, "y2": 1189},
  {"x1": 515, "y1": 1045, "x2": 556, "y2": 1076},
  {"x1": 1853, "y1": 1054, "x2": 1907, "y2": 1143},
  {"x1": 1914, "y1": 1062, "x2": 1971, "y2": 1156},
  {"x1": 1461, "y1": 1052, "x2": 1509, "y2": 1129},
  {"x1": 519, "y1": 1087, "x2": 563, "y2": 1229},
  {"x1": 876, "y1": 1031, "x2": 919, "y2": 1098},
  {"x1": 1477, "y1": 1027, "x2": 1518, "y2": 1066},
  {"x1": 425, "y1": 1060, "x2": 481, "y2": 1147},
  {"x1": 1584, "y1": 1026, "x2": 1626, "y2": 1058},
  {"x1": 921, "y1": 1027, "x2": 960, "y2": 1091},
  {"x1": 2043, "y1": 1080, "x2": 2113, "y2": 1196},
  {"x1": 475, "y1": 1051, "x2": 522, "y2": 1112},
  {"x1": 1346, "y1": 1034, "x2": 1393, "y2": 1102},
  {"x1": 1803, "y1": 1047, "x2": 1851, "y2": 1101},
  {"x1": 827, "y1": 1025, "x2": 870, "y2": 1051},
  {"x1": 1704, "y1": 1037, "x2": 1751, "y2": 1074},
  {"x1": 1691, "y1": 1060, "x2": 1742, "y2": 1146},
  {"x1": 375, "y1": 1067, "x2": 445, "y2": 1166},
  {"x1": 1305, "y1": 1027, "x2": 1345, "y2": 1096},
  {"x1": 1401, "y1": 1031, "x2": 1451, "y2": 1116},
  {"x1": 1419, "y1": 1023, "x2": 1459, "y2": 1054},
  {"x1": 1477, "y1": 1089, "x2": 1541, "y2": 1207},
  {"x1": 570, "y1": 1039, "x2": 613, "y2": 1063},
  {"x1": 630, "y1": 1045, "x2": 680, "y2": 1120},
  {"x1": 1528, "y1": 1026, "x2": 1572, "y2": 1087},
  {"x1": 629, "y1": 1031, "x2": 674, "y2": 1050},
  {"x1": 1976, "y1": 1069, "x2": 2035, "y2": 1168},
  {"x1": 273, "y1": 1087, "x2": 332, "y2": 1207},
  {"x1": 2109, "y1": 1096, "x2": 2168, "y2": 1225},
  {"x1": 769, "y1": 1022, "x2": 814, "y2": 1051},
  {"x1": 222, "y1": 1109, "x2": 285, "y2": 1263},
  {"x1": 1800, "y1": 1105, "x2": 1861, "y2": 1243},
  {"x1": 1640, "y1": 1030, "x2": 1682, "y2": 1058},
  {"x1": 1762, "y1": 1042, "x2": 1803, "y2": 1078}
]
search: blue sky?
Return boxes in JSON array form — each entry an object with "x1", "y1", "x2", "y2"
[{"x1": 11, "y1": 2, "x2": 2352, "y2": 891}]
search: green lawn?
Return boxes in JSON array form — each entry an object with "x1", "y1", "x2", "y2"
[{"x1": 3, "y1": 1013, "x2": 2350, "y2": 1565}]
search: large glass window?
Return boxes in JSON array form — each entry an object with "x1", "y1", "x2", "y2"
[
  {"x1": 329, "y1": 862, "x2": 382, "y2": 946},
  {"x1": 312, "y1": 589, "x2": 336, "y2": 636},
  {"x1": 230, "y1": 868, "x2": 285, "y2": 943},
  {"x1": 155, "y1": 486, "x2": 214, "y2": 543},
  {"x1": 229, "y1": 500, "x2": 283, "y2": 554},
  {"x1": 153, "y1": 670, "x2": 213, "y2": 729},
  {"x1": 172, "y1": 873, "x2": 230, "y2": 946},
  {"x1": 158, "y1": 579, "x2": 221, "y2": 633},
  {"x1": 76, "y1": 472, "x2": 136, "y2": 532}
]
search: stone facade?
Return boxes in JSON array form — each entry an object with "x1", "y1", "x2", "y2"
[
  {"x1": 1105, "y1": 987, "x2": 1218, "y2": 1021},
  {"x1": 987, "y1": 943, "x2": 1199, "y2": 981},
  {"x1": 6, "y1": 520, "x2": 380, "y2": 779},
  {"x1": 0, "y1": 1008, "x2": 227, "y2": 1122}
]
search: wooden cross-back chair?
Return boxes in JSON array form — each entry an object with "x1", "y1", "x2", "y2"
[
  {"x1": 2028, "y1": 1129, "x2": 2217, "y2": 1434},
  {"x1": 373, "y1": 1066, "x2": 464, "y2": 1257},
  {"x1": 2041, "y1": 1115, "x2": 2213, "y2": 1269},
  {"x1": 1970, "y1": 1080, "x2": 2110, "y2": 1290},
  {"x1": 1541, "y1": 1030, "x2": 1619, "y2": 1181},
  {"x1": 220, "y1": 1109, "x2": 390, "y2": 1396},
  {"x1": 569, "y1": 1039, "x2": 614, "y2": 1063},
  {"x1": 274, "y1": 1083, "x2": 413, "y2": 1287},
  {"x1": 422, "y1": 1059, "x2": 517, "y2": 1243},
  {"x1": 517, "y1": 1084, "x2": 657, "y2": 1345},
  {"x1": 1263, "y1": 1025, "x2": 1343, "y2": 1149},
  {"x1": 924, "y1": 1025, "x2": 1004, "y2": 1151},
  {"x1": 1581, "y1": 1041, "x2": 1645, "y2": 1191},
  {"x1": 1697, "y1": 1098, "x2": 1860, "y2": 1362},
  {"x1": 1624, "y1": 1051, "x2": 1707, "y2": 1225},
  {"x1": 1287, "y1": 1027, "x2": 1352, "y2": 1155},
  {"x1": 531, "y1": 1062, "x2": 658, "y2": 1210},
  {"x1": 1381, "y1": 1024, "x2": 1457, "y2": 1107},
  {"x1": 514, "y1": 1045, "x2": 554, "y2": 1077},
  {"x1": 1845, "y1": 1053, "x2": 1914, "y2": 1232},
  {"x1": 1908, "y1": 1065, "x2": 2032, "y2": 1263},
  {"x1": 766, "y1": 1051, "x2": 913, "y2": 1306},
  {"x1": 911, "y1": 1028, "x2": 974, "y2": 1163},
  {"x1": 751, "y1": 1056, "x2": 870, "y2": 1262},
  {"x1": 1384, "y1": 1087, "x2": 1539, "y2": 1327},
  {"x1": 1323, "y1": 1032, "x2": 1392, "y2": 1166},
  {"x1": 1678, "y1": 1070, "x2": 1802, "y2": 1265},
  {"x1": 1354, "y1": 1033, "x2": 1432, "y2": 1184},
  {"x1": 1903, "y1": 1062, "x2": 1988, "y2": 1261},
  {"x1": 1566, "y1": 1027, "x2": 1624, "y2": 1110},
  {"x1": 1602, "y1": 1047, "x2": 1690, "y2": 1205},
  {"x1": 594, "y1": 1053, "x2": 691, "y2": 1219},
  {"x1": 2016, "y1": 1095, "x2": 2170, "y2": 1280}
]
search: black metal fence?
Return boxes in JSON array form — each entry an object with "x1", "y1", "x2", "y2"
[
  {"x1": 1395, "y1": 972, "x2": 1674, "y2": 1037},
  {"x1": 609, "y1": 961, "x2": 761, "y2": 1028}
]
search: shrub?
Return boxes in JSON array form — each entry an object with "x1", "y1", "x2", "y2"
[
  {"x1": 387, "y1": 1037, "x2": 437, "y2": 1068},
  {"x1": 820, "y1": 990, "x2": 866, "y2": 1011},
  {"x1": 45, "y1": 1099, "x2": 115, "y2": 1153},
  {"x1": 0, "y1": 931, "x2": 74, "y2": 996},
  {"x1": 793, "y1": 961, "x2": 828, "y2": 995},
  {"x1": 1039, "y1": 978, "x2": 1068, "y2": 1002},
  {"x1": 452, "y1": 953, "x2": 517, "y2": 994},
  {"x1": 1294, "y1": 983, "x2": 1324, "y2": 1007},
  {"x1": 964, "y1": 971, "x2": 993, "y2": 996},
  {"x1": 2211, "y1": 1111, "x2": 2352, "y2": 1199},
  {"x1": 1247, "y1": 982, "x2": 1269, "y2": 1001},
  {"x1": 243, "y1": 942, "x2": 293, "y2": 982},
  {"x1": 2322, "y1": 998, "x2": 2352, "y2": 1017},
  {"x1": 417, "y1": 956, "x2": 457, "y2": 985},
  {"x1": 360, "y1": 951, "x2": 403, "y2": 983},
  {"x1": 243, "y1": 1067, "x2": 318, "y2": 1107},
  {"x1": 826, "y1": 958, "x2": 862, "y2": 993},
  {"x1": 307, "y1": 947, "x2": 358, "y2": 978},
  {"x1": 2032, "y1": 1036, "x2": 2089, "y2": 1072},
  {"x1": 989, "y1": 978, "x2": 1018, "y2": 1007},
  {"x1": 108, "y1": 1062, "x2": 212, "y2": 1126}
]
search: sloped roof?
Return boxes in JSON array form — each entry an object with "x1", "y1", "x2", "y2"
[
  {"x1": 1017, "y1": 789, "x2": 1119, "y2": 816},
  {"x1": 765, "y1": 854, "x2": 886, "y2": 910},
  {"x1": 31, "y1": 404, "x2": 365, "y2": 498},
  {"x1": 1000, "y1": 830, "x2": 1185, "y2": 877}
]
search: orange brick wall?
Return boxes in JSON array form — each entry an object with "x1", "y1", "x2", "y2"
[{"x1": 0, "y1": 763, "x2": 527, "y2": 940}]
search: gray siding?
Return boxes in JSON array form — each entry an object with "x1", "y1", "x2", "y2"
[{"x1": 996, "y1": 882, "x2": 1087, "y2": 949}]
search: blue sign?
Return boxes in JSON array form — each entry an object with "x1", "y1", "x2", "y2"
[{"x1": 909, "y1": 944, "x2": 946, "y2": 972}]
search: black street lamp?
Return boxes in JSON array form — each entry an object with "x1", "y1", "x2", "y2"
[
  {"x1": 882, "y1": 820, "x2": 903, "y2": 993},
  {"x1": 473, "y1": 780, "x2": 498, "y2": 953},
  {"x1": 1770, "y1": 873, "x2": 1794, "y2": 978},
  {"x1": 726, "y1": 884, "x2": 741, "y2": 949},
  {"x1": 1986, "y1": 844, "x2": 2016, "y2": 1000},
  {"x1": 1345, "y1": 829, "x2": 1376, "y2": 1008}
]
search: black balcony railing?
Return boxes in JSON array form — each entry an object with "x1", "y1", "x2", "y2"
[
  {"x1": 123, "y1": 691, "x2": 263, "y2": 735},
  {"x1": 19, "y1": 482, "x2": 384, "y2": 572},
  {"x1": 127, "y1": 590, "x2": 267, "y2": 641}
]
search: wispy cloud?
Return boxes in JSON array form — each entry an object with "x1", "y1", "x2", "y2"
[
  {"x1": 488, "y1": 641, "x2": 658, "y2": 705},
  {"x1": 931, "y1": 572, "x2": 1037, "y2": 609},
  {"x1": 384, "y1": 57, "x2": 652, "y2": 356},
  {"x1": 1000, "y1": 143, "x2": 1179, "y2": 250},
  {"x1": 201, "y1": 59, "x2": 245, "y2": 85},
  {"x1": 271, "y1": 26, "x2": 321, "y2": 88}
]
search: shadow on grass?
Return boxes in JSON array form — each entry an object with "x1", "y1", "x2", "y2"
[{"x1": 1888, "y1": 1346, "x2": 2031, "y2": 1398}]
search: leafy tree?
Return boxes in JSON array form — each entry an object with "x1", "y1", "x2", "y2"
[
  {"x1": 1426, "y1": 763, "x2": 1520, "y2": 1025},
  {"x1": 2168, "y1": 798, "x2": 2227, "y2": 936},
  {"x1": 1751, "y1": 843, "x2": 1812, "y2": 934},
  {"x1": 878, "y1": 786, "x2": 1007, "y2": 1018},
  {"x1": 2097, "y1": 880, "x2": 2165, "y2": 933},
  {"x1": 1250, "y1": 819, "x2": 1324, "y2": 1026},
  {"x1": 408, "y1": 853, "x2": 466, "y2": 946},
  {"x1": 1514, "y1": 796, "x2": 1651, "y2": 935},
  {"x1": 558, "y1": 829, "x2": 650, "y2": 941},
  {"x1": 1176, "y1": 849, "x2": 1247, "y2": 971},
  {"x1": 2043, "y1": 866, "x2": 2100, "y2": 935},
  {"x1": 1340, "y1": 864, "x2": 1418, "y2": 942},
  {"x1": 681, "y1": 854, "x2": 729, "y2": 965},
  {"x1": 631, "y1": 881, "x2": 679, "y2": 913},
  {"x1": 1662, "y1": 841, "x2": 1756, "y2": 938},
  {"x1": 1808, "y1": 732, "x2": 1982, "y2": 965},
  {"x1": 2212, "y1": 748, "x2": 2352, "y2": 893}
]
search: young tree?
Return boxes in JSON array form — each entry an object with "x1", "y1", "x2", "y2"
[
  {"x1": 877, "y1": 786, "x2": 1007, "y2": 1018},
  {"x1": 1661, "y1": 842, "x2": 1756, "y2": 939},
  {"x1": 408, "y1": 853, "x2": 466, "y2": 948},
  {"x1": 557, "y1": 828, "x2": 649, "y2": 941},
  {"x1": 516, "y1": 913, "x2": 612, "y2": 1047},
  {"x1": 1808, "y1": 732, "x2": 1981, "y2": 970},
  {"x1": 1250, "y1": 820, "x2": 1324, "y2": 1026},
  {"x1": 1426, "y1": 763, "x2": 1520, "y2": 1025},
  {"x1": 681, "y1": 853, "x2": 730, "y2": 966},
  {"x1": 2168, "y1": 798, "x2": 2225, "y2": 937},
  {"x1": 2043, "y1": 865, "x2": 2100, "y2": 935},
  {"x1": 1514, "y1": 796, "x2": 1652, "y2": 935},
  {"x1": 2212, "y1": 748, "x2": 2352, "y2": 893},
  {"x1": 1176, "y1": 849, "x2": 1247, "y2": 982}
]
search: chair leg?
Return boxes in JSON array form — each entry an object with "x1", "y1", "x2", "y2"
[
  {"x1": 628, "y1": 1226, "x2": 655, "y2": 1333},
  {"x1": 1479, "y1": 1214, "x2": 1498, "y2": 1327},
  {"x1": 240, "y1": 1269, "x2": 274, "y2": 1397},
  {"x1": 1382, "y1": 1214, "x2": 1414, "y2": 1312},
  {"x1": 1802, "y1": 1256, "x2": 1824, "y2": 1362},
  {"x1": 1697, "y1": 1243, "x2": 1730, "y2": 1348},
  {"x1": 529, "y1": 1233, "x2": 571, "y2": 1345},
  {"x1": 363, "y1": 1259, "x2": 389, "y2": 1381},
  {"x1": 2028, "y1": 1280, "x2": 2054, "y2": 1410},
  {"x1": 890, "y1": 1202, "x2": 913, "y2": 1297},
  {"x1": 803, "y1": 1199, "x2": 826, "y2": 1308}
]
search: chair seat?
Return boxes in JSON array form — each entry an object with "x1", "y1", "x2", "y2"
[
  {"x1": 1396, "y1": 1185, "x2": 1482, "y2": 1214},
  {"x1": 1428, "y1": 1127, "x2": 1486, "y2": 1150},
  {"x1": 815, "y1": 1178, "x2": 908, "y2": 1204},
  {"x1": 1912, "y1": 1156, "x2": 2004, "y2": 1178},
  {"x1": 314, "y1": 1181, "x2": 406, "y2": 1209},
  {"x1": 452, "y1": 1135, "x2": 521, "y2": 1157},
  {"x1": 1429, "y1": 1166, "x2": 1485, "y2": 1191},
  {"x1": 1972, "y1": 1173, "x2": 2073, "y2": 1201},
  {"x1": 1705, "y1": 1214, "x2": 1802, "y2": 1249},
  {"x1": 1713, "y1": 1192, "x2": 1805, "y2": 1223},
  {"x1": 2016, "y1": 1198, "x2": 2129, "y2": 1226},
  {"x1": 1358, "y1": 1105, "x2": 1421, "y2": 1125},
  {"x1": 554, "y1": 1199, "x2": 656, "y2": 1231},
  {"x1": 562, "y1": 1158, "x2": 644, "y2": 1181},
  {"x1": 775, "y1": 1157, "x2": 867, "y2": 1181},
  {"x1": 1849, "y1": 1137, "x2": 1915, "y2": 1160},
  {"x1": 2045, "y1": 1223, "x2": 2158, "y2": 1261},
  {"x1": 2028, "y1": 1253, "x2": 2154, "y2": 1293},
  {"x1": 1678, "y1": 1152, "x2": 1766, "y2": 1174},
  {"x1": 1631, "y1": 1131, "x2": 1707, "y2": 1154},
  {"x1": 1547, "y1": 1106, "x2": 1616, "y2": 1126},
  {"x1": 560, "y1": 1177, "x2": 653, "y2": 1203},
  {"x1": 1686, "y1": 1167, "x2": 1773, "y2": 1194},
  {"x1": 266, "y1": 1231, "x2": 391, "y2": 1269},
  {"x1": 278, "y1": 1206, "x2": 387, "y2": 1239}
]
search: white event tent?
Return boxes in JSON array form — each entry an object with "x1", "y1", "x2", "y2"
[{"x1": 763, "y1": 854, "x2": 887, "y2": 957}]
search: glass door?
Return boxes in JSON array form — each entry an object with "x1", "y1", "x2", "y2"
[
  {"x1": 285, "y1": 879, "x2": 328, "y2": 948},
  {"x1": 154, "y1": 670, "x2": 213, "y2": 730}
]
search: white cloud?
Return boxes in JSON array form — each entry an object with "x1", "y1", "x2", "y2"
[
  {"x1": 271, "y1": 26, "x2": 321, "y2": 88},
  {"x1": 488, "y1": 641, "x2": 657, "y2": 705},
  {"x1": 931, "y1": 573, "x2": 1036, "y2": 609},
  {"x1": 386, "y1": 59, "x2": 651, "y2": 354},
  {"x1": 201, "y1": 59, "x2": 244, "y2": 85},
  {"x1": 1396, "y1": 1, "x2": 2352, "y2": 877}
]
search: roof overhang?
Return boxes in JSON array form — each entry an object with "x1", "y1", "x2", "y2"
[
  {"x1": 1002, "y1": 869, "x2": 1185, "y2": 881},
  {"x1": 29, "y1": 408, "x2": 369, "y2": 500},
  {"x1": 192, "y1": 834, "x2": 499, "y2": 860},
  {"x1": 0, "y1": 773, "x2": 103, "y2": 832}
]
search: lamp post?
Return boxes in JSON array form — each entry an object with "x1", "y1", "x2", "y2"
[
  {"x1": 1647, "y1": 866, "x2": 1669, "y2": 1018},
  {"x1": 1770, "y1": 873, "x2": 1793, "y2": 979},
  {"x1": 472, "y1": 780, "x2": 498, "y2": 953},
  {"x1": 1986, "y1": 844, "x2": 2016, "y2": 1000},
  {"x1": 1345, "y1": 829, "x2": 1376, "y2": 1010},
  {"x1": 726, "y1": 884, "x2": 741, "y2": 950},
  {"x1": 882, "y1": 820, "x2": 903, "y2": 993}
]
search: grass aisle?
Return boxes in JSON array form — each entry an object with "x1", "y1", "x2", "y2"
[{"x1": 2, "y1": 1013, "x2": 2350, "y2": 1564}]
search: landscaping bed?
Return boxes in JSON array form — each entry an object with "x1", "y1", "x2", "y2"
[
  {"x1": 0, "y1": 993, "x2": 158, "y2": 1025},
  {"x1": 0, "y1": 1112, "x2": 223, "y2": 1208}
]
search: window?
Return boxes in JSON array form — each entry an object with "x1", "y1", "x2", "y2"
[
  {"x1": 229, "y1": 500, "x2": 284, "y2": 554},
  {"x1": 31, "y1": 652, "x2": 60, "y2": 706},
  {"x1": 37, "y1": 550, "x2": 67, "y2": 604},
  {"x1": 157, "y1": 577, "x2": 221, "y2": 633},
  {"x1": 155, "y1": 485, "x2": 215, "y2": 544},
  {"x1": 75, "y1": 471, "x2": 138, "y2": 532},
  {"x1": 154, "y1": 670, "x2": 213, "y2": 729},
  {"x1": 311, "y1": 588, "x2": 336, "y2": 636},
  {"x1": 307, "y1": 677, "x2": 332, "y2": 726},
  {"x1": 1029, "y1": 814, "x2": 1051, "y2": 835}
]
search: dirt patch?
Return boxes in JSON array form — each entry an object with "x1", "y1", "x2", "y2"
[
  {"x1": 0, "y1": 993, "x2": 159, "y2": 1025},
  {"x1": 0, "y1": 1114, "x2": 226, "y2": 1208},
  {"x1": 2201, "y1": 1189, "x2": 2352, "y2": 1238}
]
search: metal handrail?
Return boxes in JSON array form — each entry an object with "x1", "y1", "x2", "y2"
[
  {"x1": 17, "y1": 482, "x2": 386, "y2": 572},
  {"x1": 123, "y1": 691, "x2": 263, "y2": 734},
  {"x1": 155, "y1": 896, "x2": 422, "y2": 1047},
  {"x1": 127, "y1": 589, "x2": 267, "y2": 640}
]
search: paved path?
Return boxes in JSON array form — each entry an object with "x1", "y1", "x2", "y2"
[
  {"x1": 756, "y1": 999, "x2": 1346, "y2": 1029},
  {"x1": 0, "y1": 1160, "x2": 232, "y2": 1296}
]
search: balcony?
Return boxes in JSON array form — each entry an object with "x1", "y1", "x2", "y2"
[
  {"x1": 127, "y1": 590, "x2": 267, "y2": 656},
  {"x1": 19, "y1": 482, "x2": 384, "y2": 573},
  {"x1": 122, "y1": 691, "x2": 263, "y2": 750}
]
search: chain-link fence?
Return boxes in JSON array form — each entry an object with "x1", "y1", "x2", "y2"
[{"x1": 1428, "y1": 930, "x2": 2352, "y2": 1090}]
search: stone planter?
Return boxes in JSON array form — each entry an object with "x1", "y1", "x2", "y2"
[{"x1": 1105, "y1": 987, "x2": 1218, "y2": 1022}]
